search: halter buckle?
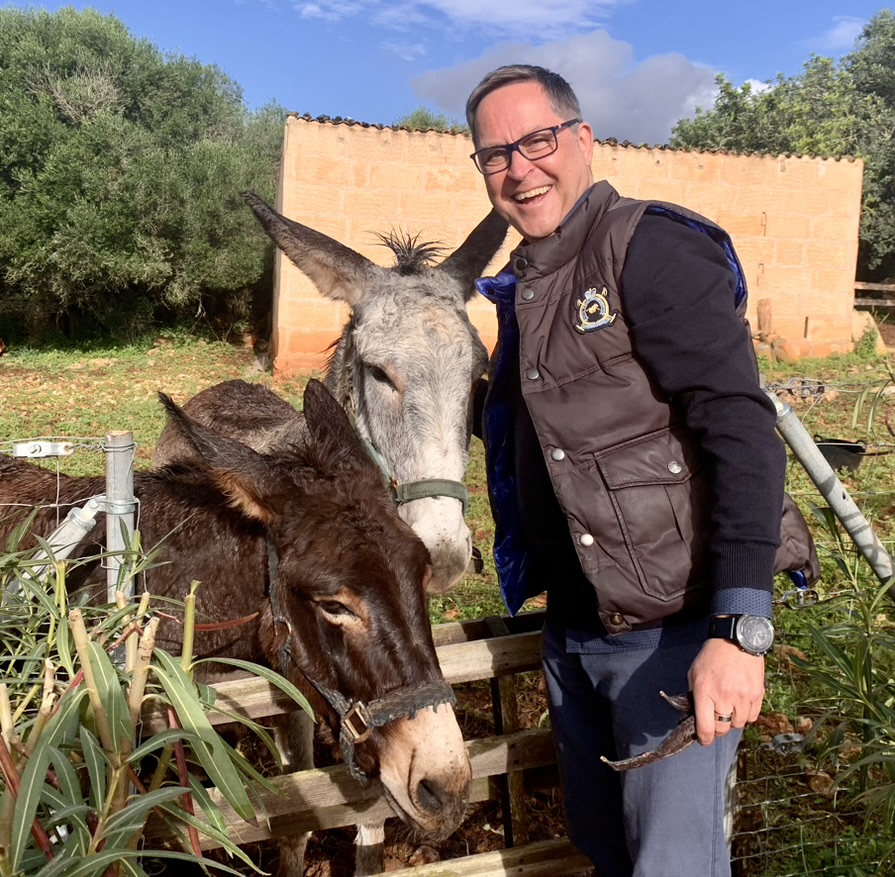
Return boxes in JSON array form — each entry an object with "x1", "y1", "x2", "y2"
[{"x1": 342, "y1": 701, "x2": 373, "y2": 744}]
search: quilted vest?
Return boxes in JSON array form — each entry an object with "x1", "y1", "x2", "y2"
[{"x1": 480, "y1": 181, "x2": 756, "y2": 634}]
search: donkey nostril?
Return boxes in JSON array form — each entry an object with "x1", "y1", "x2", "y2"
[{"x1": 416, "y1": 777, "x2": 447, "y2": 813}]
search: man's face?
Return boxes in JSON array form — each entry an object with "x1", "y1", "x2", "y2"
[{"x1": 473, "y1": 81, "x2": 594, "y2": 241}]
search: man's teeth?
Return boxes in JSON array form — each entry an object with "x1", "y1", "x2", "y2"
[{"x1": 514, "y1": 186, "x2": 551, "y2": 202}]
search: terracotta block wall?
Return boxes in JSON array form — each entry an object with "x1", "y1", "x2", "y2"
[{"x1": 273, "y1": 115, "x2": 864, "y2": 374}]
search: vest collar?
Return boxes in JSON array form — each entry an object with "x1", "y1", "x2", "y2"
[{"x1": 511, "y1": 181, "x2": 621, "y2": 280}]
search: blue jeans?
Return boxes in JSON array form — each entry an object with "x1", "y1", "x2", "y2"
[{"x1": 542, "y1": 616, "x2": 741, "y2": 877}]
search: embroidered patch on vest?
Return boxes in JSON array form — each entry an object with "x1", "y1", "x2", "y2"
[{"x1": 574, "y1": 286, "x2": 617, "y2": 334}]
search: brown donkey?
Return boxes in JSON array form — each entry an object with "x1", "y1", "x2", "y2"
[{"x1": 0, "y1": 380, "x2": 469, "y2": 876}]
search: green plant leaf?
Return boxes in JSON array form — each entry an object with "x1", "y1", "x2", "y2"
[
  {"x1": 79, "y1": 724, "x2": 107, "y2": 812},
  {"x1": 86, "y1": 639, "x2": 134, "y2": 750},
  {"x1": 150, "y1": 648, "x2": 255, "y2": 821},
  {"x1": 10, "y1": 686, "x2": 88, "y2": 874},
  {"x1": 128, "y1": 727, "x2": 201, "y2": 764},
  {"x1": 97, "y1": 786, "x2": 190, "y2": 850},
  {"x1": 33, "y1": 847, "x2": 247, "y2": 877},
  {"x1": 45, "y1": 746, "x2": 92, "y2": 850},
  {"x1": 192, "y1": 656, "x2": 314, "y2": 718},
  {"x1": 156, "y1": 801, "x2": 265, "y2": 873}
]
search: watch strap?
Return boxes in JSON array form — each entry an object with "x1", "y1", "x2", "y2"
[{"x1": 708, "y1": 615, "x2": 737, "y2": 641}]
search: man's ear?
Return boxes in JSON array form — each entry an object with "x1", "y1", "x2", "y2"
[{"x1": 577, "y1": 121, "x2": 595, "y2": 165}]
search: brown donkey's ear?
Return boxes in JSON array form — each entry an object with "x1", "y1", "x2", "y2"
[
  {"x1": 301, "y1": 379, "x2": 385, "y2": 482},
  {"x1": 157, "y1": 392, "x2": 286, "y2": 523}
]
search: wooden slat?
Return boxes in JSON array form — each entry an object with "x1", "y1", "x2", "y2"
[
  {"x1": 146, "y1": 727, "x2": 556, "y2": 851},
  {"x1": 389, "y1": 838, "x2": 592, "y2": 877},
  {"x1": 855, "y1": 296, "x2": 895, "y2": 308},
  {"x1": 855, "y1": 281, "x2": 895, "y2": 292},
  {"x1": 431, "y1": 611, "x2": 545, "y2": 647},
  {"x1": 141, "y1": 628, "x2": 545, "y2": 733}
]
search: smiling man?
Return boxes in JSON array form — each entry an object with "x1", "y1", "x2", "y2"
[{"x1": 467, "y1": 65, "x2": 788, "y2": 876}]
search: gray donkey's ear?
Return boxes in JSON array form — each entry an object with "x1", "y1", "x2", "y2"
[
  {"x1": 243, "y1": 191, "x2": 376, "y2": 307},
  {"x1": 438, "y1": 209, "x2": 509, "y2": 298}
]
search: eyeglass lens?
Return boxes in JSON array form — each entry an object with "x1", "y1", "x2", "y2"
[{"x1": 478, "y1": 128, "x2": 558, "y2": 173}]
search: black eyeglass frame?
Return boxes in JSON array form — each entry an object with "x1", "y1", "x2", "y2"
[{"x1": 470, "y1": 118, "x2": 582, "y2": 175}]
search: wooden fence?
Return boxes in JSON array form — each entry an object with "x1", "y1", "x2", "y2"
[
  {"x1": 144, "y1": 610, "x2": 594, "y2": 877},
  {"x1": 854, "y1": 280, "x2": 895, "y2": 309}
]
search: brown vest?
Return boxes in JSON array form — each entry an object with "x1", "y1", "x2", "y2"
[{"x1": 506, "y1": 183, "x2": 757, "y2": 633}]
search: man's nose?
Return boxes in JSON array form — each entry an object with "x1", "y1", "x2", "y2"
[{"x1": 506, "y1": 146, "x2": 535, "y2": 177}]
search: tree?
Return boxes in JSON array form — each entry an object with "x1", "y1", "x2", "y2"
[
  {"x1": 670, "y1": 11, "x2": 895, "y2": 281},
  {"x1": 394, "y1": 106, "x2": 468, "y2": 134},
  {"x1": 0, "y1": 7, "x2": 286, "y2": 341}
]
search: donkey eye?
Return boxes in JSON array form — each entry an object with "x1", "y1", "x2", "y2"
[
  {"x1": 319, "y1": 600, "x2": 357, "y2": 620},
  {"x1": 366, "y1": 364, "x2": 394, "y2": 388}
]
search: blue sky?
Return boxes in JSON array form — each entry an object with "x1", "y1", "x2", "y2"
[{"x1": 6, "y1": 1, "x2": 887, "y2": 144}]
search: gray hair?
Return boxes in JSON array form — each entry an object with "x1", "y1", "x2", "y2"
[{"x1": 465, "y1": 65, "x2": 583, "y2": 144}]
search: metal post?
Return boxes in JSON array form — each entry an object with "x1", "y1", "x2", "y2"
[
  {"x1": 104, "y1": 431, "x2": 136, "y2": 604},
  {"x1": 767, "y1": 392, "x2": 895, "y2": 590}
]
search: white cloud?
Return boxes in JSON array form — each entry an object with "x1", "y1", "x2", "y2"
[
  {"x1": 291, "y1": 0, "x2": 627, "y2": 35},
  {"x1": 744, "y1": 78, "x2": 773, "y2": 95},
  {"x1": 293, "y1": 1, "x2": 367, "y2": 22},
  {"x1": 418, "y1": 0, "x2": 624, "y2": 33},
  {"x1": 803, "y1": 16, "x2": 865, "y2": 53},
  {"x1": 382, "y1": 40, "x2": 428, "y2": 61},
  {"x1": 413, "y1": 30, "x2": 719, "y2": 146}
]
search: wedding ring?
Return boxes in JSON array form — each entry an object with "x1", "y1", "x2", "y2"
[{"x1": 715, "y1": 713, "x2": 733, "y2": 723}]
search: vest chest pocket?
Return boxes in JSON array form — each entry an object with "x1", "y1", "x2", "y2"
[{"x1": 594, "y1": 427, "x2": 710, "y2": 603}]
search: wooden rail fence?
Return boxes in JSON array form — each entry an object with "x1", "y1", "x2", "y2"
[
  {"x1": 855, "y1": 280, "x2": 895, "y2": 309},
  {"x1": 144, "y1": 610, "x2": 594, "y2": 877}
]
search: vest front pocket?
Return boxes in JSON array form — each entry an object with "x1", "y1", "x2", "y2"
[{"x1": 594, "y1": 426, "x2": 709, "y2": 605}]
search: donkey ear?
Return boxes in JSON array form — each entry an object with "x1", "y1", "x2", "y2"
[
  {"x1": 301, "y1": 379, "x2": 372, "y2": 466},
  {"x1": 158, "y1": 392, "x2": 286, "y2": 524},
  {"x1": 438, "y1": 209, "x2": 509, "y2": 300},
  {"x1": 243, "y1": 191, "x2": 376, "y2": 307}
]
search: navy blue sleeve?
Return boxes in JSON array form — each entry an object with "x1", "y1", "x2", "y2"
[{"x1": 621, "y1": 214, "x2": 785, "y2": 618}]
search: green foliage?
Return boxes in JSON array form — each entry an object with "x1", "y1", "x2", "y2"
[
  {"x1": 394, "y1": 106, "x2": 468, "y2": 134},
  {"x1": 0, "y1": 7, "x2": 287, "y2": 343},
  {"x1": 670, "y1": 10, "x2": 895, "y2": 282},
  {"x1": 0, "y1": 541, "x2": 312, "y2": 877}
]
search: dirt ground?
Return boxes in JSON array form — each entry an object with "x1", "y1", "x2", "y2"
[{"x1": 876, "y1": 311, "x2": 895, "y2": 348}]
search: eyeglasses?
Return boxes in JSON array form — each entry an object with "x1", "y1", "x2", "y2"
[{"x1": 470, "y1": 118, "x2": 581, "y2": 175}]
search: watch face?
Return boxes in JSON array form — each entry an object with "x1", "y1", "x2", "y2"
[{"x1": 736, "y1": 615, "x2": 774, "y2": 655}]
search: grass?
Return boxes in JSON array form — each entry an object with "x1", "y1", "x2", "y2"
[{"x1": 2, "y1": 334, "x2": 895, "y2": 874}]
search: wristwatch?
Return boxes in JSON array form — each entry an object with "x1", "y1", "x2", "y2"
[{"x1": 708, "y1": 615, "x2": 775, "y2": 656}]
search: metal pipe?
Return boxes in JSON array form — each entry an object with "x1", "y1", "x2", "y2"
[
  {"x1": 767, "y1": 391, "x2": 894, "y2": 589},
  {"x1": 4, "y1": 499, "x2": 102, "y2": 603},
  {"x1": 104, "y1": 431, "x2": 136, "y2": 603}
]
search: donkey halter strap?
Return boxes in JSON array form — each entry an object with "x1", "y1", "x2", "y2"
[{"x1": 310, "y1": 677, "x2": 457, "y2": 784}]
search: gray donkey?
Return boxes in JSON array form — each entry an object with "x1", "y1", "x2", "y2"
[{"x1": 156, "y1": 194, "x2": 508, "y2": 596}]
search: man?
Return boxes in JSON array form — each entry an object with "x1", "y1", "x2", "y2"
[{"x1": 467, "y1": 65, "x2": 786, "y2": 876}]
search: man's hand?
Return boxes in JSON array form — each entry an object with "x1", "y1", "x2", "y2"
[{"x1": 688, "y1": 638, "x2": 766, "y2": 745}]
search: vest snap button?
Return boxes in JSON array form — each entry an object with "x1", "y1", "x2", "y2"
[
  {"x1": 520, "y1": 288, "x2": 534, "y2": 301},
  {"x1": 667, "y1": 460, "x2": 683, "y2": 475},
  {"x1": 515, "y1": 257, "x2": 528, "y2": 271},
  {"x1": 579, "y1": 533, "x2": 594, "y2": 547},
  {"x1": 609, "y1": 613, "x2": 624, "y2": 626},
  {"x1": 525, "y1": 367, "x2": 540, "y2": 381},
  {"x1": 551, "y1": 448, "x2": 566, "y2": 461}
]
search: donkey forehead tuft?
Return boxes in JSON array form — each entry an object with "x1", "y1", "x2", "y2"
[{"x1": 375, "y1": 230, "x2": 445, "y2": 275}]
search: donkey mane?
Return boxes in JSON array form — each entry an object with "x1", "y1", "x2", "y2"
[{"x1": 375, "y1": 230, "x2": 446, "y2": 276}]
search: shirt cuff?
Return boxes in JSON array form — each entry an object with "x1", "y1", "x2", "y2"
[{"x1": 711, "y1": 587, "x2": 773, "y2": 618}]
